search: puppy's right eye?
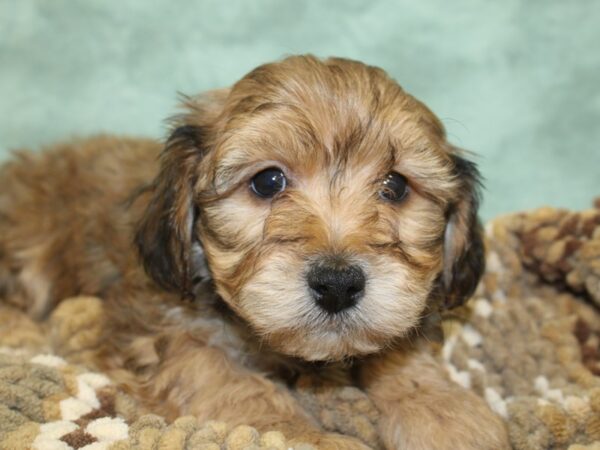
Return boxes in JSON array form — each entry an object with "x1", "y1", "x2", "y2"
[{"x1": 250, "y1": 168, "x2": 287, "y2": 198}]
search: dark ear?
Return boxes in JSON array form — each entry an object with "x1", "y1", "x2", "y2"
[
  {"x1": 442, "y1": 154, "x2": 485, "y2": 309},
  {"x1": 135, "y1": 125, "x2": 207, "y2": 298}
]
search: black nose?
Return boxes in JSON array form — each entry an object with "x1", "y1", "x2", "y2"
[{"x1": 307, "y1": 264, "x2": 366, "y2": 314}]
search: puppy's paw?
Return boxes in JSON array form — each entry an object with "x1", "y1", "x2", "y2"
[
  {"x1": 382, "y1": 390, "x2": 510, "y2": 450},
  {"x1": 291, "y1": 432, "x2": 372, "y2": 450}
]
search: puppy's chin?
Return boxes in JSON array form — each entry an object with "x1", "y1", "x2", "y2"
[{"x1": 257, "y1": 323, "x2": 389, "y2": 362}]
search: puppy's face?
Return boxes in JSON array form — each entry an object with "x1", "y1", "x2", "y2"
[{"x1": 136, "y1": 56, "x2": 484, "y2": 361}]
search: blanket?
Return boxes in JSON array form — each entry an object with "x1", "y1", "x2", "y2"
[{"x1": 1, "y1": 201, "x2": 599, "y2": 449}]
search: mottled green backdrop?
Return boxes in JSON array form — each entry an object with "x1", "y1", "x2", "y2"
[{"x1": 1, "y1": 0, "x2": 598, "y2": 218}]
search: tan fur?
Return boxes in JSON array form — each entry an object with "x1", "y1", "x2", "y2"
[
  {"x1": 0, "y1": 55, "x2": 508, "y2": 449},
  {"x1": 361, "y1": 345, "x2": 509, "y2": 450}
]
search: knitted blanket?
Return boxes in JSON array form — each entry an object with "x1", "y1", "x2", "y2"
[{"x1": 1, "y1": 203, "x2": 599, "y2": 450}]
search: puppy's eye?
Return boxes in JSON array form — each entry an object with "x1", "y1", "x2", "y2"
[
  {"x1": 250, "y1": 167, "x2": 287, "y2": 198},
  {"x1": 379, "y1": 172, "x2": 408, "y2": 202}
]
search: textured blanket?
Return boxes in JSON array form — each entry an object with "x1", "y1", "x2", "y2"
[{"x1": 1, "y1": 202, "x2": 599, "y2": 449}]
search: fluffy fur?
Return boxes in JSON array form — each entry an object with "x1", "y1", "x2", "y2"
[{"x1": 0, "y1": 55, "x2": 508, "y2": 449}]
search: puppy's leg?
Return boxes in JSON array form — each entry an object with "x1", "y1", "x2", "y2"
[
  {"x1": 131, "y1": 333, "x2": 370, "y2": 450},
  {"x1": 360, "y1": 344, "x2": 510, "y2": 450}
]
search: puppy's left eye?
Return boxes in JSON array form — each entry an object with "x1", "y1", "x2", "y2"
[
  {"x1": 379, "y1": 172, "x2": 408, "y2": 202},
  {"x1": 250, "y1": 167, "x2": 287, "y2": 198}
]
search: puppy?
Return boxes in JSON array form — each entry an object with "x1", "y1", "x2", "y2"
[{"x1": 0, "y1": 55, "x2": 509, "y2": 449}]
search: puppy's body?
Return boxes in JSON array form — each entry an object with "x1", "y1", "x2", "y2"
[{"x1": 0, "y1": 56, "x2": 509, "y2": 449}]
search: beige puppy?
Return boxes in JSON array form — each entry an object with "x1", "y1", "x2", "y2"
[{"x1": 0, "y1": 55, "x2": 509, "y2": 449}]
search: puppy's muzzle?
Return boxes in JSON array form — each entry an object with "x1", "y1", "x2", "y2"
[{"x1": 307, "y1": 263, "x2": 365, "y2": 314}]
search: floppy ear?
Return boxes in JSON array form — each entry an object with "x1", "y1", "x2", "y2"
[
  {"x1": 135, "y1": 125, "x2": 208, "y2": 298},
  {"x1": 442, "y1": 153, "x2": 485, "y2": 309}
]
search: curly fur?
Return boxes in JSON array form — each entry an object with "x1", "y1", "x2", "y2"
[{"x1": 0, "y1": 55, "x2": 508, "y2": 449}]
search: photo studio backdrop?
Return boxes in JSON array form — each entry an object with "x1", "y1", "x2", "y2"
[{"x1": 1, "y1": 0, "x2": 599, "y2": 219}]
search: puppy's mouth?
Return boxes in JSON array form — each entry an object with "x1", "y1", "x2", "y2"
[
  {"x1": 234, "y1": 254, "x2": 426, "y2": 361},
  {"x1": 244, "y1": 294, "x2": 389, "y2": 362},
  {"x1": 260, "y1": 317, "x2": 385, "y2": 362}
]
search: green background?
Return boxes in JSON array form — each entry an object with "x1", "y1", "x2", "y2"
[{"x1": 1, "y1": 0, "x2": 598, "y2": 219}]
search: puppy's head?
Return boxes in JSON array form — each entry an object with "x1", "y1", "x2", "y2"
[{"x1": 136, "y1": 55, "x2": 484, "y2": 361}]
